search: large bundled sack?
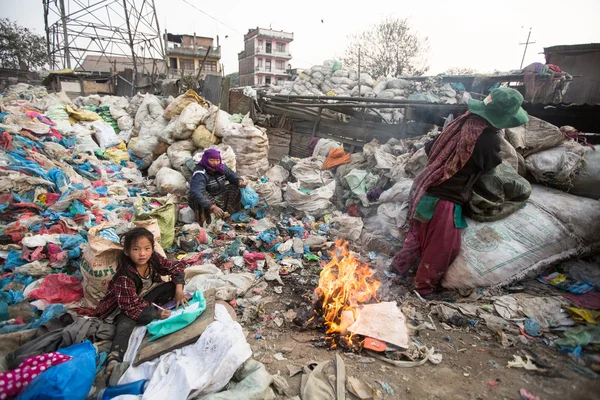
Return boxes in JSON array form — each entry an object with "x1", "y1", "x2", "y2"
[
  {"x1": 570, "y1": 149, "x2": 600, "y2": 199},
  {"x1": 204, "y1": 106, "x2": 233, "y2": 138},
  {"x1": 442, "y1": 185, "x2": 600, "y2": 290},
  {"x1": 134, "y1": 94, "x2": 164, "y2": 132},
  {"x1": 291, "y1": 157, "x2": 334, "y2": 189},
  {"x1": 466, "y1": 162, "x2": 532, "y2": 222},
  {"x1": 80, "y1": 221, "x2": 165, "y2": 307},
  {"x1": 312, "y1": 139, "x2": 343, "y2": 158},
  {"x1": 365, "y1": 202, "x2": 409, "y2": 240},
  {"x1": 163, "y1": 90, "x2": 206, "y2": 120},
  {"x1": 252, "y1": 181, "x2": 283, "y2": 206},
  {"x1": 46, "y1": 103, "x2": 71, "y2": 133},
  {"x1": 173, "y1": 103, "x2": 208, "y2": 140},
  {"x1": 265, "y1": 165, "x2": 289, "y2": 184},
  {"x1": 192, "y1": 125, "x2": 220, "y2": 149},
  {"x1": 155, "y1": 167, "x2": 187, "y2": 195},
  {"x1": 505, "y1": 116, "x2": 565, "y2": 157},
  {"x1": 329, "y1": 213, "x2": 363, "y2": 241},
  {"x1": 525, "y1": 141, "x2": 588, "y2": 190},
  {"x1": 167, "y1": 139, "x2": 196, "y2": 179},
  {"x1": 221, "y1": 120, "x2": 269, "y2": 179},
  {"x1": 148, "y1": 153, "x2": 172, "y2": 177},
  {"x1": 130, "y1": 117, "x2": 169, "y2": 160},
  {"x1": 285, "y1": 181, "x2": 336, "y2": 216},
  {"x1": 378, "y1": 178, "x2": 413, "y2": 203}
]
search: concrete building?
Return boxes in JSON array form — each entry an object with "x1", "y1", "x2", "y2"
[
  {"x1": 238, "y1": 28, "x2": 293, "y2": 87},
  {"x1": 166, "y1": 33, "x2": 222, "y2": 79}
]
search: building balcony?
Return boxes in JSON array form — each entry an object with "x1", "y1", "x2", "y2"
[
  {"x1": 168, "y1": 46, "x2": 221, "y2": 59},
  {"x1": 255, "y1": 49, "x2": 292, "y2": 59},
  {"x1": 168, "y1": 68, "x2": 220, "y2": 78},
  {"x1": 254, "y1": 67, "x2": 291, "y2": 76}
]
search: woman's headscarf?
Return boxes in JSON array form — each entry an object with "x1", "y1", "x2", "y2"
[{"x1": 199, "y1": 148, "x2": 224, "y2": 174}]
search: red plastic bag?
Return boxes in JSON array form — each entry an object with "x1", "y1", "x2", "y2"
[
  {"x1": 244, "y1": 252, "x2": 266, "y2": 271},
  {"x1": 29, "y1": 274, "x2": 84, "y2": 304}
]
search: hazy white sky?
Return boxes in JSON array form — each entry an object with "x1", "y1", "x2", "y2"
[{"x1": 3, "y1": 0, "x2": 599, "y2": 75}]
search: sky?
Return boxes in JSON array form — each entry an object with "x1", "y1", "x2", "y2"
[{"x1": 2, "y1": 0, "x2": 600, "y2": 75}]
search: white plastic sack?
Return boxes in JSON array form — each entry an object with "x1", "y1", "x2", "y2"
[
  {"x1": 252, "y1": 181, "x2": 283, "y2": 206},
  {"x1": 505, "y1": 116, "x2": 566, "y2": 157},
  {"x1": 204, "y1": 106, "x2": 233, "y2": 138},
  {"x1": 174, "y1": 103, "x2": 208, "y2": 140},
  {"x1": 330, "y1": 213, "x2": 363, "y2": 241},
  {"x1": 443, "y1": 185, "x2": 600, "y2": 289},
  {"x1": 117, "y1": 115, "x2": 134, "y2": 131},
  {"x1": 265, "y1": 165, "x2": 289, "y2": 184},
  {"x1": 376, "y1": 202, "x2": 409, "y2": 239},
  {"x1": 155, "y1": 167, "x2": 187, "y2": 195},
  {"x1": 221, "y1": 122, "x2": 269, "y2": 179},
  {"x1": 148, "y1": 154, "x2": 172, "y2": 178},
  {"x1": 90, "y1": 120, "x2": 120, "y2": 149},
  {"x1": 131, "y1": 117, "x2": 169, "y2": 158},
  {"x1": 291, "y1": 157, "x2": 334, "y2": 189},
  {"x1": 285, "y1": 181, "x2": 336, "y2": 215},
  {"x1": 119, "y1": 304, "x2": 252, "y2": 400},
  {"x1": 134, "y1": 94, "x2": 164, "y2": 131},
  {"x1": 167, "y1": 139, "x2": 196, "y2": 171},
  {"x1": 378, "y1": 178, "x2": 413, "y2": 203},
  {"x1": 525, "y1": 141, "x2": 588, "y2": 189},
  {"x1": 570, "y1": 148, "x2": 600, "y2": 199},
  {"x1": 312, "y1": 139, "x2": 343, "y2": 158}
]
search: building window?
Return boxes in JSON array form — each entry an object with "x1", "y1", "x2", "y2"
[
  {"x1": 169, "y1": 57, "x2": 178, "y2": 69},
  {"x1": 257, "y1": 58, "x2": 263, "y2": 69},
  {"x1": 276, "y1": 42, "x2": 286, "y2": 53},
  {"x1": 203, "y1": 61, "x2": 217, "y2": 72},
  {"x1": 265, "y1": 42, "x2": 272, "y2": 54},
  {"x1": 277, "y1": 78, "x2": 284, "y2": 85},
  {"x1": 257, "y1": 76, "x2": 262, "y2": 85},
  {"x1": 257, "y1": 40, "x2": 263, "y2": 51},
  {"x1": 265, "y1": 76, "x2": 271, "y2": 85},
  {"x1": 276, "y1": 60, "x2": 285, "y2": 71},
  {"x1": 265, "y1": 59, "x2": 271, "y2": 72},
  {"x1": 180, "y1": 58, "x2": 195, "y2": 71}
]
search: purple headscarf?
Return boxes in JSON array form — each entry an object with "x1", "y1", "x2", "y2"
[{"x1": 199, "y1": 148, "x2": 224, "y2": 174}]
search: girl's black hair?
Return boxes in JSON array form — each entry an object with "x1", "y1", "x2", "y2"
[{"x1": 118, "y1": 227, "x2": 160, "y2": 272}]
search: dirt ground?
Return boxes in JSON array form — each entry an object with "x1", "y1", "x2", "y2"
[{"x1": 242, "y1": 266, "x2": 600, "y2": 400}]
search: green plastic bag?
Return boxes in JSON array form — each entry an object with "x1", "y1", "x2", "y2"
[
  {"x1": 147, "y1": 290, "x2": 206, "y2": 341},
  {"x1": 332, "y1": 60, "x2": 342, "y2": 72},
  {"x1": 133, "y1": 196, "x2": 176, "y2": 249}
]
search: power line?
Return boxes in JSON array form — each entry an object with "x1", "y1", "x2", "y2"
[{"x1": 178, "y1": 0, "x2": 244, "y2": 36}]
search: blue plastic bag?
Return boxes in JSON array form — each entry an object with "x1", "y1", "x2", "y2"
[
  {"x1": 240, "y1": 187, "x2": 259, "y2": 210},
  {"x1": 147, "y1": 290, "x2": 206, "y2": 341},
  {"x1": 19, "y1": 341, "x2": 97, "y2": 400}
]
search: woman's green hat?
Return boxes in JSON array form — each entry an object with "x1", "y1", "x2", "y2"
[{"x1": 468, "y1": 87, "x2": 529, "y2": 129}]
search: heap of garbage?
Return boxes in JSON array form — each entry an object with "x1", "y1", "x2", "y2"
[
  {"x1": 0, "y1": 82, "x2": 598, "y2": 398},
  {"x1": 266, "y1": 59, "x2": 473, "y2": 106}
]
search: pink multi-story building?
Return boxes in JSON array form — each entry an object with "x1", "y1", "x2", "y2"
[{"x1": 238, "y1": 27, "x2": 293, "y2": 87}]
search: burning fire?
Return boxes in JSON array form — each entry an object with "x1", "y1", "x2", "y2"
[{"x1": 315, "y1": 239, "x2": 381, "y2": 336}]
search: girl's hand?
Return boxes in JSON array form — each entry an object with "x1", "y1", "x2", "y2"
[
  {"x1": 238, "y1": 180, "x2": 247, "y2": 188},
  {"x1": 175, "y1": 289, "x2": 189, "y2": 310},
  {"x1": 158, "y1": 309, "x2": 171, "y2": 320}
]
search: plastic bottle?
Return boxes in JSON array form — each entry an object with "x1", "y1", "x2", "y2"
[{"x1": 96, "y1": 379, "x2": 148, "y2": 400}]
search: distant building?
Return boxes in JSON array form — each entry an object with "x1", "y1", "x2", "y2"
[
  {"x1": 238, "y1": 27, "x2": 293, "y2": 87},
  {"x1": 166, "y1": 33, "x2": 222, "y2": 78},
  {"x1": 544, "y1": 43, "x2": 600, "y2": 104}
]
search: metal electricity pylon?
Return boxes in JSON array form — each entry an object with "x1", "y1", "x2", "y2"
[{"x1": 43, "y1": 0, "x2": 165, "y2": 91}]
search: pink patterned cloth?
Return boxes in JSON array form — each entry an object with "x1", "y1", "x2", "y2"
[{"x1": 0, "y1": 352, "x2": 72, "y2": 399}]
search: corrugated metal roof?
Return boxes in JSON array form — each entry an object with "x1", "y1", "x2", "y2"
[{"x1": 544, "y1": 43, "x2": 600, "y2": 53}]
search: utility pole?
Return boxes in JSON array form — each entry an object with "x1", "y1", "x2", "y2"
[{"x1": 519, "y1": 27, "x2": 536, "y2": 69}]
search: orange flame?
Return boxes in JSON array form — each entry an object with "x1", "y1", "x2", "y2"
[{"x1": 316, "y1": 239, "x2": 381, "y2": 335}]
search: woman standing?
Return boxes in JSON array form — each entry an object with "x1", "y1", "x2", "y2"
[{"x1": 189, "y1": 148, "x2": 246, "y2": 225}]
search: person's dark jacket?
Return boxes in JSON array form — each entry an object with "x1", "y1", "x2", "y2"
[
  {"x1": 425, "y1": 128, "x2": 503, "y2": 205},
  {"x1": 189, "y1": 165, "x2": 241, "y2": 210}
]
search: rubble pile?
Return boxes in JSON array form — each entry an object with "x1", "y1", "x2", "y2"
[{"x1": 0, "y1": 82, "x2": 598, "y2": 397}]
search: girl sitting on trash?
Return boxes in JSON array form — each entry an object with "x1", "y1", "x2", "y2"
[
  {"x1": 94, "y1": 227, "x2": 189, "y2": 380},
  {"x1": 189, "y1": 148, "x2": 247, "y2": 225}
]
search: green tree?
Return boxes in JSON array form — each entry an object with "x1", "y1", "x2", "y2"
[
  {"x1": 0, "y1": 18, "x2": 47, "y2": 71},
  {"x1": 342, "y1": 17, "x2": 429, "y2": 78},
  {"x1": 226, "y1": 72, "x2": 239, "y2": 87}
]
